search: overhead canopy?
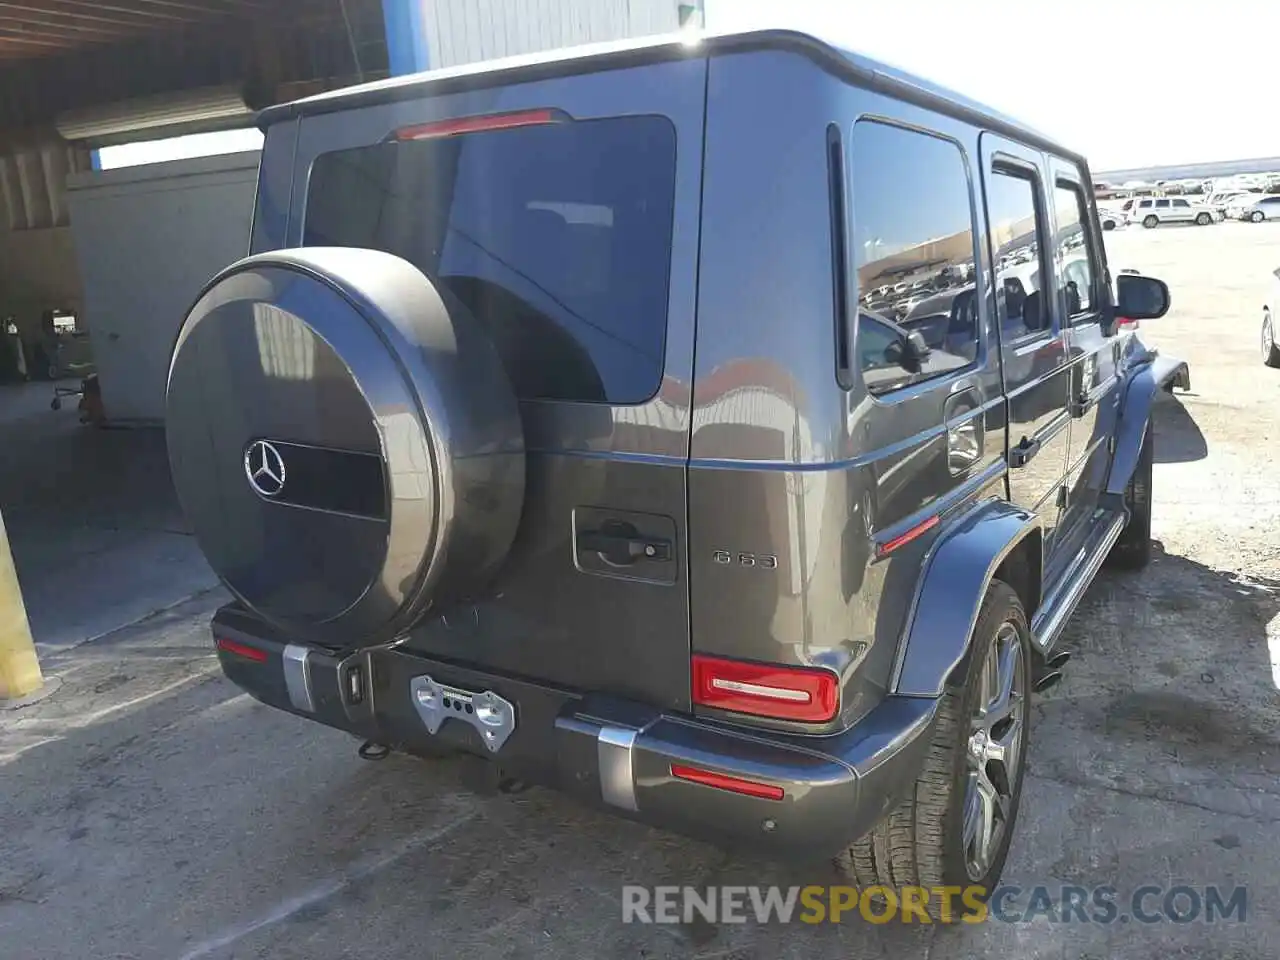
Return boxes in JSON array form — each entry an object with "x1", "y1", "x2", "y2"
[
  {"x1": 0, "y1": 1, "x2": 347, "y2": 60},
  {"x1": 0, "y1": 0, "x2": 389, "y2": 143}
]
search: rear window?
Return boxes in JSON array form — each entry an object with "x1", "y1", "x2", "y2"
[{"x1": 302, "y1": 115, "x2": 677, "y2": 404}]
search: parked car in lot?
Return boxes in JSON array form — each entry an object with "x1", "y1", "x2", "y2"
[
  {"x1": 1129, "y1": 196, "x2": 1218, "y2": 227},
  {"x1": 162, "y1": 27, "x2": 1187, "y2": 910},
  {"x1": 1263, "y1": 267, "x2": 1280, "y2": 367},
  {"x1": 1205, "y1": 190, "x2": 1251, "y2": 216},
  {"x1": 1099, "y1": 207, "x2": 1124, "y2": 231},
  {"x1": 1229, "y1": 195, "x2": 1280, "y2": 222}
]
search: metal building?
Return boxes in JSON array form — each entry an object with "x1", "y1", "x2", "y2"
[
  {"x1": 0, "y1": 0, "x2": 700, "y2": 657},
  {"x1": 54, "y1": 0, "x2": 701, "y2": 423}
]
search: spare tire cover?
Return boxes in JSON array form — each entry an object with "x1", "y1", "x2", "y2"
[{"x1": 166, "y1": 247, "x2": 525, "y2": 645}]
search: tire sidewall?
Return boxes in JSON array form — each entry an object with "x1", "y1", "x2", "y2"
[
  {"x1": 1143, "y1": 215, "x2": 1159, "y2": 228},
  {"x1": 1130, "y1": 425, "x2": 1153, "y2": 528},
  {"x1": 939, "y1": 582, "x2": 1033, "y2": 893}
]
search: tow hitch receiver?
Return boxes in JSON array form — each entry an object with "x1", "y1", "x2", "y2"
[{"x1": 409, "y1": 675, "x2": 516, "y2": 753}]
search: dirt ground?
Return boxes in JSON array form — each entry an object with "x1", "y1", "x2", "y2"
[{"x1": 2, "y1": 220, "x2": 1279, "y2": 959}]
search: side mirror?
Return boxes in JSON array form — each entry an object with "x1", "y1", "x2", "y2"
[
  {"x1": 886, "y1": 330, "x2": 931, "y2": 372},
  {"x1": 905, "y1": 329, "x2": 932, "y2": 365},
  {"x1": 1115, "y1": 273, "x2": 1170, "y2": 320}
]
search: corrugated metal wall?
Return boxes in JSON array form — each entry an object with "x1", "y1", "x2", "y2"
[
  {"x1": 0, "y1": 142, "x2": 94, "y2": 231},
  {"x1": 65, "y1": 152, "x2": 261, "y2": 423},
  {"x1": 422, "y1": 0, "x2": 684, "y2": 68}
]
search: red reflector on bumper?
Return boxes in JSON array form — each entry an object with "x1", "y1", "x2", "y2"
[
  {"x1": 671, "y1": 764, "x2": 784, "y2": 801},
  {"x1": 691, "y1": 655, "x2": 838, "y2": 722},
  {"x1": 215, "y1": 636, "x2": 268, "y2": 663}
]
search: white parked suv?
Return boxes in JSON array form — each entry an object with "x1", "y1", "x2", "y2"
[{"x1": 1129, "y1": 196, "x2": 1218, "y2": 228}]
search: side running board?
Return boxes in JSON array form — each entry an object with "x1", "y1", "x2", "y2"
[{"x1": 1032, "y1": 510, "x2": 1128, "y2": 654}]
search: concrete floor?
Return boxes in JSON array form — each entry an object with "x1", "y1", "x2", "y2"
[
  {"x1": 0, "y1": 381, "x2": 218, "y2": 652},
  {"x1": 3, "y1": 223, "x2": 1280, "y2": 959}
]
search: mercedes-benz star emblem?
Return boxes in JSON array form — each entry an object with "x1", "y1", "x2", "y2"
[{"x1": 244, "y1": 440, "x2": 287, "y2": 497}]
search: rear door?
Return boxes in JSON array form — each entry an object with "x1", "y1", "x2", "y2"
[
  {"x1": 980, "y1": 134, "x2": 1073, "y2": 566},
  {"x1": 285, "y1": 59, "x2": 707, "y2": 711}
]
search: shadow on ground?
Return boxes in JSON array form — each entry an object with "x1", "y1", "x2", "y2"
[
  {"x1": 0, "y1": 381, "x2": 216, "y2": 650},
  {"x1": 3, "y1": 530, "x2": 1278, "y2": 959},
  {"x1": 1152, "y1": 390, "x2": 1208, "y2": 464}
]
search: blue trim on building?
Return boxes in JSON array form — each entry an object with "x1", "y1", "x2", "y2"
[
  {"x1": 90, "y1": 149, "x2": 101, "y2": 171},
  {"x1": 382, "y1": 0, "x2": 430, "y2": 75}
]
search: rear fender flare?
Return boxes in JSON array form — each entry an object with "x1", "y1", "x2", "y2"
[
  {"x1": 891, "y1": 500, "x2": 1042, "y2": 698},
  {"x1": 1106, "y1": 353, "x2": 1189, "y2": 497}
]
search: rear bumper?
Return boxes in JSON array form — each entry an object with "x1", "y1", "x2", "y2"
[{"x1": 213, "y1": 606, "x2": 939, "y2": 861}]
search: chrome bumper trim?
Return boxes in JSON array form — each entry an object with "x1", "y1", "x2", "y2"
[{"x1": 282, "y1": 644, "x2": 315, "y2": 713}]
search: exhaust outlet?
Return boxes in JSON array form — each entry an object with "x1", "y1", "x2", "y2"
[
  {"x1": 1046, "y1": 651, "x2": 1071, "y2": 670},
  {"x1": 1033, "y1": 671, "x2": 1063, "y2": 693}
]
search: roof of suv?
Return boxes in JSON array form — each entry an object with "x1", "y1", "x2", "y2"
[{"x1": 256, "y1": 26, "x2": 1080, "y2": 166}]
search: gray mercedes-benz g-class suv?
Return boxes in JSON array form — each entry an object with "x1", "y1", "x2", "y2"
[{"x1": 165, "y1": 27, "x2": 1188, "y2": 899}]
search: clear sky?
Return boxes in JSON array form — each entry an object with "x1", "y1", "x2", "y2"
[
  {"x1": 101, "y1": 0, "x2": 1277, "y2": 173},
  {"x1": 705, "y1": 0, "x2": 1279, "y2": 172}
]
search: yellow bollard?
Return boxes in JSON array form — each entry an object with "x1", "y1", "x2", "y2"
[{"x1": 0, "y1": 506, "x2": 42, "y2": 701}]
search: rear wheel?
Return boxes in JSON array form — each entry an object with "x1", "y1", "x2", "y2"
[
  {"x1": 1263, "y1": 310, "x2": 1280, "y2": 367},
  {"x1": 1195, "y1": 212, "x2": 1212, "y2": 225},
  {"x1": 835, "y1": 580, "x2": 1031, "y2": 910},
  {"x1": 1108, "y1": 424, "x2": 1154, "y2": 569},
  {"x1": 1251, "y1": 210, "x2": 1265, "y2": 223},
  {"x1": 1142, "y1": 215, "x2": 1159, "y2": 229},
  {"x1": 1102, "y1": 219, "x2": 1116, "y2": 231}
]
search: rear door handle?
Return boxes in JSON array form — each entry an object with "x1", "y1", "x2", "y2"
[
  {"x1": 576, "y1": 526, "x2": 672, "y2": 564},
  {"x1": 1009, "y1": 435, "x2": 1042, "y2": 468}
]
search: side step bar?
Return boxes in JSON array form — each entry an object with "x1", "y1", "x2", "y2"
[{"x1": 1032, "y1": 510, "x2": 1128, "y2": 654}]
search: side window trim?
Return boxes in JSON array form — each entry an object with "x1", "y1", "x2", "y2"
[
  {"x1": 828, "y1": 123, "x2": 854, "y2": 388},
  {"x1": 849, "y1": 115, "x2": 985, "y2": 401},
  {"x1": 1053, "y1": 170, "x2": 1105, "y2": 328},
  {"x1": 989, "y1": 153, "x2": 1057, "y2": 345}
]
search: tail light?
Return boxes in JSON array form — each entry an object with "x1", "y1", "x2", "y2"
[
  {"x1": 691, "y1": 655, "x2": 838, "y2": 723},
  {"x1": 393, "y1": 108, "x2": 565, "y2": 141},
  {"x1": 1116, "y1": 316, "x2": 1139, "y2": 331}
]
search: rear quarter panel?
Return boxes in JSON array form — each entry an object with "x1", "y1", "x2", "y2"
[{"x1": 689, "y1": 50, "x2": 1008, "y2": 730}]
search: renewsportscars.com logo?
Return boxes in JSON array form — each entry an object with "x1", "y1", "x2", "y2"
[{"x1": 621, "y1": 885, "x2": 1248, "y2": 925}]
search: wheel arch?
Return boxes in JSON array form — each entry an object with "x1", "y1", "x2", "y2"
[
  {"x1": 1105, "y1": 353, "x2": 1188, "y2": 497},
  {"x1": 890, "y1": 499, "x2": 1043, "y2": 698}
]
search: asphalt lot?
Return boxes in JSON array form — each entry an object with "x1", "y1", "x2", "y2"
[{"x1": 3, "y1": 219, "x2": 1280, "y2": 959}]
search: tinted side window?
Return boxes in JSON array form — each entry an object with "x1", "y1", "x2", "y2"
[
  {"x1": 303, "y1": 116, "x2": 677, "y2": 404},
  {"x1": 1172, "y1": 198, "x2": 1189, "y2": 208},
  {"x1": 1156, "y1": 199, "x2": 1170, "y2": 208},
  {"x1": 1053, "y1": 182, "x2": 1098, "y2": 321},
  {"x1": 986, "y1": 167, "x2": 1049, "y2": 339},
  {"x1": 849, "y1": 120, "x2": 978, "y2": 395}
]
